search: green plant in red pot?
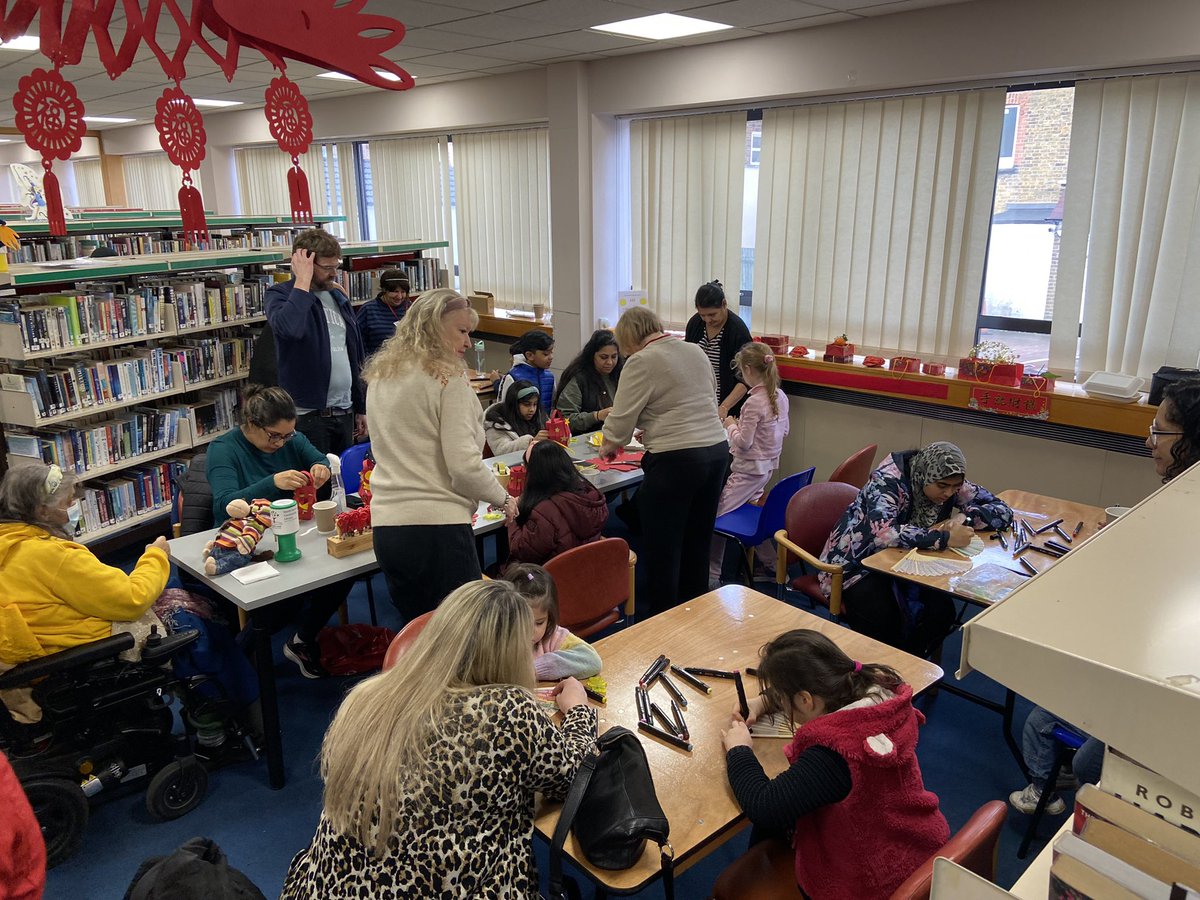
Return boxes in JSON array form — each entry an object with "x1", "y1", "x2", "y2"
[{"x1": 957, "y1": 340, "x2": 1024, "y2": 387}]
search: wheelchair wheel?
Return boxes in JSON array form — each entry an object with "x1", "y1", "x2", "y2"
[
  {"x1": 145, "y1": 759, "x2": 208, "y2": 820},
  {"x1": 23, "y1": 777, "x2": 88, "y2": 868}
]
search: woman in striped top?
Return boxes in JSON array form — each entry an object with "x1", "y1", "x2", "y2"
[{"x1": 684, "y1": 280, "x2": 753, "y2": 418}]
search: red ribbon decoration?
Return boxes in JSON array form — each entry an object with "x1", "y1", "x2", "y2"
[
  {"x1": 264, "y1": 74, "x2": 315, "y2": 224},
  {"x1": 155, "y1": 85, "x2": 210, "y2": 248},
  {"x1": 11, "y1": 67, "x2": 85, "y2": 237}
]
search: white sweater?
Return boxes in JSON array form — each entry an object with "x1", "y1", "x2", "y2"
[
  {"x1": 366, "y1": 367, "x2": 509, "y2": 526},
  {"x1": 602, "y1": 336, "x2": 728, "y2": 454}
]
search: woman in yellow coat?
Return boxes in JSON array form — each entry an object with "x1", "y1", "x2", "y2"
[{"x1": 0, "y1": 464, "x2": 169, "y2": 665}]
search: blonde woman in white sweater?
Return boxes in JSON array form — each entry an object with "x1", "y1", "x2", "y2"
[
  {"x1": 600, "y1": 307, "x2": 728, "y2": 610},
  {"x1": 364, "y1": 290, "x2": 517, "y2": 621}
]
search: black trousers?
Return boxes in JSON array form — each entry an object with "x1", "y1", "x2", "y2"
[
  {"x1": 841, "y1": 572, "x2": 956, "y2": 659},
  {"x1": 373, "y1": 523, "x2": 481, "y2": 623},
  {"x1": 637, "y1": 440, "x2": 728, "y2": 611},
  {"x1": 295, "y1": 410, "x2": 354, "y2": 457},
  {"x1": 254, "y1": 582, "x2": 350, "y2": 645}
]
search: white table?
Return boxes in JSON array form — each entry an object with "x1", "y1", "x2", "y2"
[{"x1": 168, "y1": 437, "x2": 644, "y2": 788}]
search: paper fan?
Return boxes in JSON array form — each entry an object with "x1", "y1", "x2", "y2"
[
  {"x1": 950, "y1": 535, "x2": 987, "y2": 558},
  {"x1": 892, "y1": 549, "x2": 973, "y2": 577}
]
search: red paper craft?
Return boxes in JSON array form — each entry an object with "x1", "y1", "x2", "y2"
[
  {"x1": 594, "y1": 450, "x2": 644, "y2": 472},
  {"x1": 155, "y1": 85, "x2": 209, "y2": 247},
  {"x1": 546, "y1": 410, "x2": 571, "y2": 446},
  {"x1": 294, "y1": 472, "x2": 317, "y2": 520},
  {"x1": 264, "y1": 74, "x2": 315, "y2": 223},
  {"x1": 11, "y1": 67, "x2": 85, "y2": 236}
]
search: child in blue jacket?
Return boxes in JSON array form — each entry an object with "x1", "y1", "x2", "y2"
[{"x1": 497, "y1": 329, "x2": 555, "y2": 413}]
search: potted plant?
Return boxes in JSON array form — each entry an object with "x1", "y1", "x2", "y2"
[{"x1": 957, "y1": 340, "x2": 1024, "y2": 387}]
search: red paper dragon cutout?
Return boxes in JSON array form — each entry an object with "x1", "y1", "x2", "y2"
[{"x1": 2, "y1": 0, "x2": 414, "y2": 233}]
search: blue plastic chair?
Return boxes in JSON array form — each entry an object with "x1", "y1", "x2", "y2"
[
  {"x1": 337, "y1": 441, "x2": 377, "y2": 624},
  {"x1": 713, "y1": 467, "x2": 816, "y2": 584},
  {"x1": 339, "y1": 441, "x2": 372, "y2": 495},
  {"x1": 1017, "y1": 724, "x2": 1087, "y2": 859}
]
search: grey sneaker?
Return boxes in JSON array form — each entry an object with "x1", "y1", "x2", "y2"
[
  {"x1": 283, "y1": 635, "x2": 328, "y2": 679},
  {"x1": 1009, "y1": 783, "x2": 1065, "y2": 815}
]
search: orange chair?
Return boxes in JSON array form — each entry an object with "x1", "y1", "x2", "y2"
[
  {"x1": 773, "y1": 482, "x2": 860, "y2": 616},
  {"x1": 544, "y1": 538, "x2": 636, "y2": 638},
  {"x1": 708, "y1": 800, "x2": 1007, "y2": 900},
  {"x1": 381, "y1": 611, "x2": 435, "y2": 671},
  {"x1": 828, "y1": 443, "x2": 878, "y2": 489}
]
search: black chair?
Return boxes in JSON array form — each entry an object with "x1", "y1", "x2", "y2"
[{"x1": 0, "y1": 629, "x2": 214, "y2": 867}]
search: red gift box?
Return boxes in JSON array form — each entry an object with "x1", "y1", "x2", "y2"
[
  {"x1": 889, "y1": 356, "x2": 921, "y2": 373},
  {"x1": 546, "y1": 410, "x2": 571, "y2": 446},
  {"x1": 506, "y1": 464, "x2": 526, "y2": 498},
  {"x1": 294, "y1": 472, "x2": 317, "y2": 520},
  {"x1": 956, "y1": 359, "x2": 1024, "y2": 387},
  {"x1": 823, "y1": 342, "x2": 855, "y2": 363},
  {"x1": 922, "y1": 362, "x2": 946, "y2": 376},
  {"x1": 755, "y1": 334, "x2": 790, "y2": 354}
]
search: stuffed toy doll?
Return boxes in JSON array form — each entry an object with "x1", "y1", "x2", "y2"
[{"x1": 203, "y1": 498, "x2": 273, "y2": 576}]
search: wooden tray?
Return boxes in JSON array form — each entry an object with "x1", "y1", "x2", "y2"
[{"x1": 326, "y1": 530, "x2": 374, "y2": 558}]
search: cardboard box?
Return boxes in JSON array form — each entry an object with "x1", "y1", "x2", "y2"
[{"x1": 468, "y1": 292, "x2": 495, "y2": 316}]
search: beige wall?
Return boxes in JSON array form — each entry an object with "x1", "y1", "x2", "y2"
[{"x1": 779, "y1": 396, "x2": 1162, "y2": 509}]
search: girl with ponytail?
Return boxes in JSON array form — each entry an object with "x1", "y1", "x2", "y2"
[{"x1": 721, "y1": 629, "x2": 949, "y2": 900}]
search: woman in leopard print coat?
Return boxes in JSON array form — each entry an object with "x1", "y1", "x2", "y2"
[{"x1": 281, "y1": 580, "x2": 597, "y2": 899}]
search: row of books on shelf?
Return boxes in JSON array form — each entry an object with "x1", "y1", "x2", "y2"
[
  {"x1": 7, "y1": 230, "x2": 302, "y2": 262},
  {"x1": 0, "y1": 277, "x2": 269, "y2": 355},
  {"x1": 170, "y1": 334, "x2": 255, "y2": 385},
  {"x1": 343, "y1": 256, "x2": 444, "y2": 300},
  {"x1": 5, "y1": 387, "x2": 240, "y2": 476},
  {"x1": 70, "y1": 459, "x2": 187, "y2": 538},
  {"x1": 1048, "y1": 749, "x2": 1199, "y2": 899}
]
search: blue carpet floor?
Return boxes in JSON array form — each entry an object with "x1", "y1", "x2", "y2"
[{"x1": 43, "y1": 512, "x2": 1065, "y2": 898}]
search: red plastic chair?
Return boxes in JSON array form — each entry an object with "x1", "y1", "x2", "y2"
[
  {"x1": 381, "y1": 611, "x2": 434, "y2": 671},
  {"x1": 773, "y1": 482, "x2": 860, "y2": 616},
  {"x1": 544, "y1": 538, "x2": 636, "y2": 638},
  {"x1": 708, "y1": 800, "x2": 1007, "y2": 900},
  {"x1": 828, "y1": 444, "x2": 878, "y2": 489}
]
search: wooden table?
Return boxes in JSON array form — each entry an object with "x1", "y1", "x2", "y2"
[
  {"x1": 862, "y1": 490, "x2": 1107, "y2": 599},
  {"x1": 168, "y1": 438, "x2": 643, "y2": 789},
  {"x1": 533, "y1": 585, "x2": 943, "y2": 895},
  {"x1": 861, "y1": 489, "x2": 1106, "y2": 775}
]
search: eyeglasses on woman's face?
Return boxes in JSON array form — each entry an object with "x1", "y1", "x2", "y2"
[
  {"x1": 1148, "y1": 424, "x2": 1184, "y2": 447},
  {"x1": 262, "y1": 425, "x2": 296, "y2": 445}
]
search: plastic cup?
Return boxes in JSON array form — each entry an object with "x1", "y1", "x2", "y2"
[
  {"x1": 314, "y1": 500, "x2": 338, "y2": 534},
  {"x1": 1104, "y1": 505, "x2": 1131, "y2": 525}
]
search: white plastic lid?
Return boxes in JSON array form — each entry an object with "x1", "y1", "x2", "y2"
[{"x1": 1082, "y1": 371, "x2": 1144, "y2": 398}]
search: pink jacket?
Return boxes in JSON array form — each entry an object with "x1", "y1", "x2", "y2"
[{"x1": 725, "y1": 385, "x2": 789, "y2": 463}]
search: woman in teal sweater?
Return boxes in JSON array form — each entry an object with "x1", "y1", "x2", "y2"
[{"x1": 205, "y1": 385, "x2": 347, "y2": 679}]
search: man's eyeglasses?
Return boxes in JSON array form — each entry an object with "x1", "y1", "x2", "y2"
[
  {"x1": 313, "y1": 261, "x2": 341, "y2": 274},
  {"x1": 264, "y1": 427, "x2": 296, "y2": 445},
  {"x1": 1149, "y1": 424, "x2": 1184, "y2": 447}
]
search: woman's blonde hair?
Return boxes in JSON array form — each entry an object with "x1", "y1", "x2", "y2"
[
  {"x1": 319, "y1": 580, "x2": 535, "y2": 855},
  {"x1": 362, "y1": 288, "x2": 478, "y2": 382},
  {"x1": 613, "y1": 306, "x2": 663, "y2": 356},
  {"x1": 734, "y1": 341, "x2": 782, "y2": 418}
]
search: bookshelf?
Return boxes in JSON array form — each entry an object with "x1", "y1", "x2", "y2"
[
  {"x1": 960, "y1": 461, "x2": 1200, "y2": 796},
  {"x1": 0, "y1": 231, "x2": 448, "y2": 548}
]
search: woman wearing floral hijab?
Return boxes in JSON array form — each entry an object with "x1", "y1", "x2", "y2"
[{"x1": 818, "y1": 442, "x2": 1012, "y2": 657}]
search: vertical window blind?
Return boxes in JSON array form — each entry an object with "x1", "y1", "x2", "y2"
[
  {"x1": 367, "y1": 134, "x2": 453, "y2": 274},
  {"x1": 753, "y1": 90, "x2": 1004, "y2": 358},
  {"x1": 630, "y1": 112, "x2": 746, "y2": 327},
  {"x1": 453, "y1": 127, "x2": 551, "y2": 311},
  {"x1": 122, "y1": 152, "x2": 185, "y2": 211},
  {"x1": 73, "y1": 158, "x2": 106, "y2": 207},
  {"x1": 234, "y1": 144, "x2": 359, "y2": 240},
  {"x1": 1052, "y1": 73, "x2": 1200, "y2": 379}
]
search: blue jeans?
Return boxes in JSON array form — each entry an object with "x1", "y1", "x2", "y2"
[{"x1": 1022, "y1": 705, "x2": 1104, "y2": 789}]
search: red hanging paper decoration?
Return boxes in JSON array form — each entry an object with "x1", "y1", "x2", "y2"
[
  {"x1": 264, "y1": 74, "x2": 315, "y2": 224},
  {"x1": 155, "y1": 85, "x2": 210, "y2": 247},
  {"x1": 11, "y1": 67, "x2": 85, "y2": 237}
]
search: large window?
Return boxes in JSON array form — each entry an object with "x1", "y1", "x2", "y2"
[{"x1": 977, "y1": 87, "x2": 1074, "y2": 374}]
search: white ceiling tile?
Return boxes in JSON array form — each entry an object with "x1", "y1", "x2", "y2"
[
  {"x1": 401, "y1": 61, "x2": 467, "y2": 78},
  {"x1": 691, "y1": 0, "x2": 834, "y2": 27},
  {"x1": 476, "y1": 41, "x2": 571, "y2": 61},
  {"x1": 482, "y1": 62, "x2": 544, "y2": 73},
  {"x1": 669, "y1": 26, "x2": 761, "y2": 44},
  {"x1": 526, "y1": 30, "x2": 650, "y2": 52},
  {"x1": 848, "y1": 0, "x2": 971, "y2": 13},
  {"x1": 425, "y1": 0, "x2": 539, "y2": 10},
  {"x1": 399, "y1": 27, "x2": 495, "y2": 52},
  {"x1": 417, "y1": 52, "x2": 515, "y2": 69},
  {"x1": 751, "y1": 11, "x2": 858, "y2": 29},
  {"x1": 428, "y1": 13, "x2": 574, "y2": 41},
  {"x1": 504, "y1": 0, "x2": 656, "y2": 29}
]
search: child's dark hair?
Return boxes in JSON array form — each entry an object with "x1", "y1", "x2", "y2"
[
  {"x1": 554, "y1": 329, "x2": 623, "y2": 408},
  {"x1": 486, "y1": 380, "x2": 548, "y2": 436},
  {"x1": 694, "y1": 280, "x2": 726, "y2": 309},
  {"x1": 242, "y1": 384, "x2": 296, "y2": 428},
  {"x1": 756, "y1": 630, "x2": 902, "y2": 725},
  {"x1": 518, "y1": 440, "x2": 590, "y2": 522},
  {"x1": 506, "y1": 563, "x2": 559, "y2": 639},
  {"x1": 509, "y1": 329, "x2": 554, "y2": 357}
]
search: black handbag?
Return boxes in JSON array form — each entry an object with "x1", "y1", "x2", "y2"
[{"x1": 547, "y1": 726, "x2": 674, "y2": 900}]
